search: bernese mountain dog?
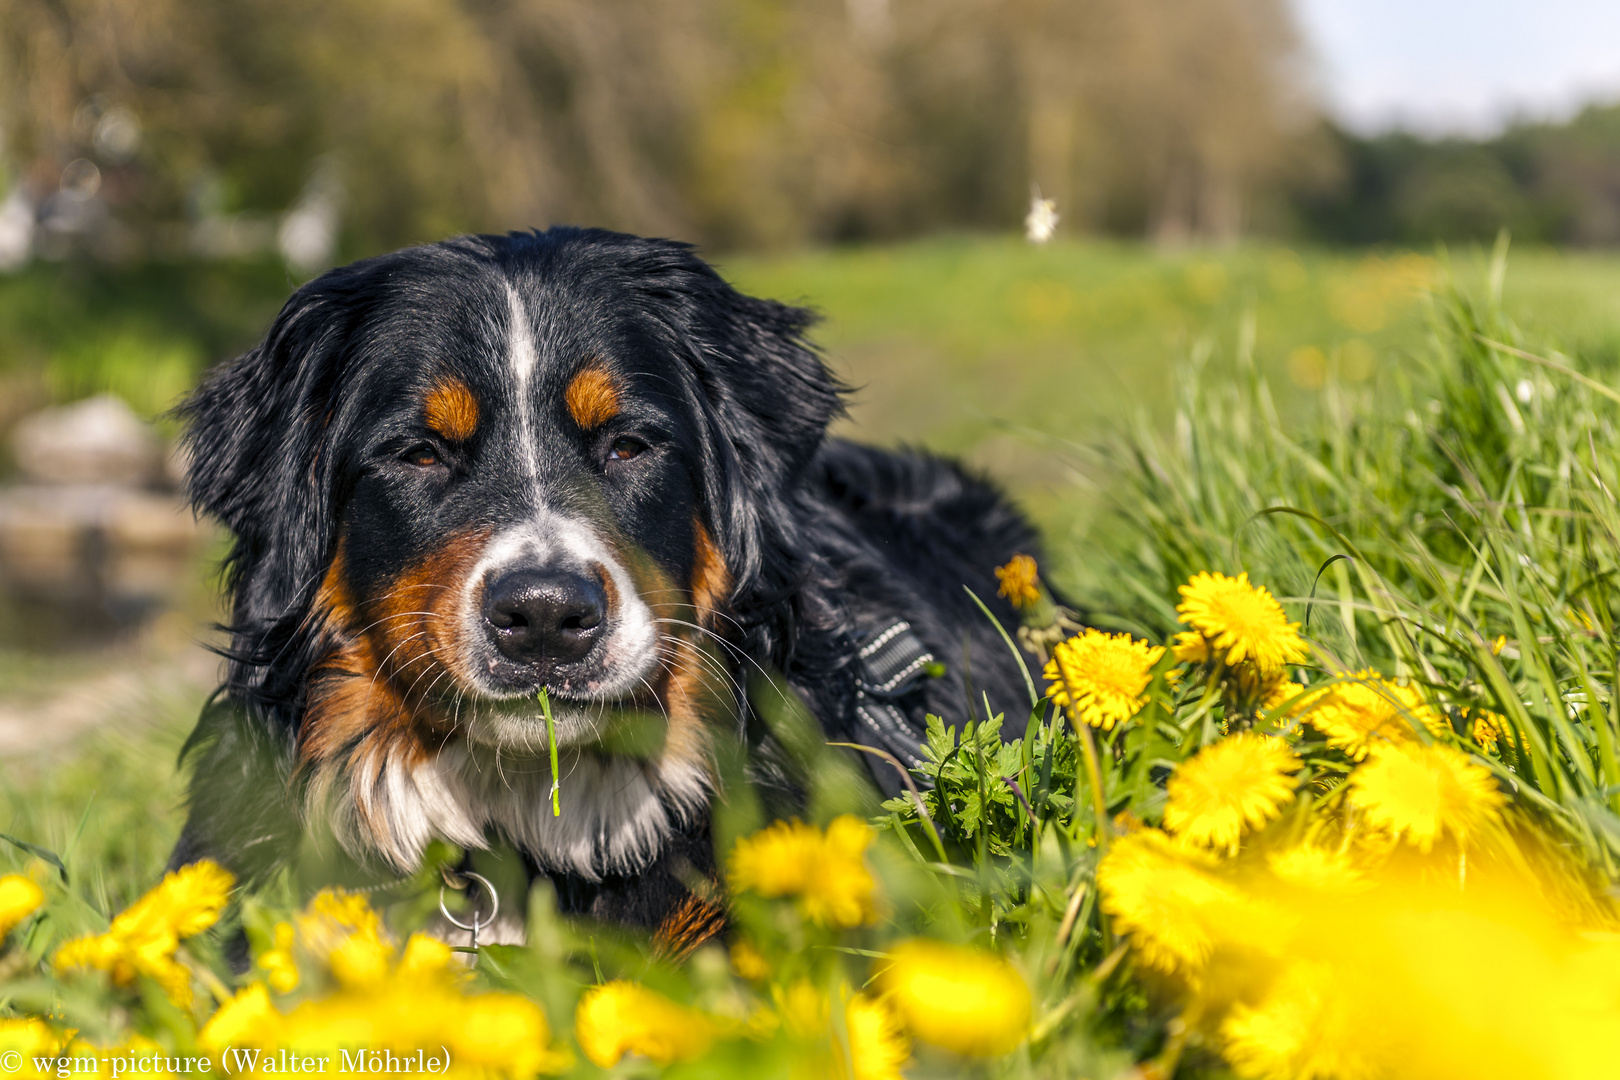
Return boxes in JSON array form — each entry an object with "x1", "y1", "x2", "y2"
[{"x1": 168, "y1": 227, "x2": 1042, "y2": 939}]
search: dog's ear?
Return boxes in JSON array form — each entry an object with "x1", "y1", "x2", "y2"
[
  {"x1": 617, "y1": 237, "x2": 846, "y2": 607},
  {"x1": 179, "y1": 274, "x2": 363, "y2": 628},
  {"x1": 705, "y1": 287, "x2": 845, "y2": 597}
]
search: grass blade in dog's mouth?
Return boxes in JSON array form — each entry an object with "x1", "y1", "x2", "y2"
[{"x1": 539, "y1": 686, "x2": 560, "y2": 817}]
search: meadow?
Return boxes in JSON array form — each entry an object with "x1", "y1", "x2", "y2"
[{"x1": 3, "y1": 237, "x2": 1620, "y2": 1077}]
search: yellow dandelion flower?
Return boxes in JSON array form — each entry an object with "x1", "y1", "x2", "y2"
[
  {"x1": 1260, "y1": 675, "x2": 1312, "y2": 714},
  {"x1": 1265, "y1": 846, "x2": 1365, "y2": 894},
  {"x1": 845, "y1": 993, "x2": 909, "y2": 1080},
  {"x1": 256, "y1": 921, "x2": 299, "y2": 994},
  {"x1": 133, "y1": 859, "x2": 235, "y2": 938},
  {"x1": 994, "y1": 554, "x2": 1042, "y2": 610},
  {"x1": 1043, "y1": 629, "x2": 1165, "y2": 730},
  {"x1": 396, "y1": 933, "x2": 458, "y2": 984},
  {"x1": 1261, "y1": 678, "x2": 1303, "y2": 710},
  {"x1": 0, "y1": 874, "x2": 44, "y2": 940},
  {"x1": 575, "y1": 981, "x2": 716, "y2": 1067},
  {"x1": 1221, "y1": 962, "x2": 1380, "y2": 1080},
  {"x1": 1172, "y1": 629, "x2": 1210, "y2": 665},
  {"x1": 454, "y1": 990, "x2": 569, "y2": 1077},
  {"x1": 54, "y1": 860, "x2": 234, "y2": 1008},
  {"x1": 296, "y1": 888, "x2": 387, "y2": 958},
  {"x1": 1176, "y1": 572, "x2": 1307, "y2": 675},
  {"x1": 1467, "y1": 710, "x2": 1517, "y2": 755},
  {"x1": 876, "y1": 939, "x2": 1031, "y2": 1057},
  {"x1": 1164, "y1": 735, "x2": 1300, "y2": 855},
  {"x1": 0, "y1": 1017, "x2": 65, "y2": 1065},
  {"x1": 1227, "y1": 662, "x2": 1316, "y2": 715},
  {"x1": 1098, "y1": 830, "x2": 1244, "y2": 975},
  {"x1": 727, "y1": 815, "x2": 878, "y2": 927},
  {"x1": 1305, "y1": 670, "x2": 1445, "y2": 760},
  {"x1": 774, "y1": 978, "x2": 829, "y2": 1039},
  {"x1": 329, "y1": 926, "x2": 395, "y2": 989},
  {"x1": 200, "y1": 982, "x2": 282, "y2": 1050},
  {"x1": 203, "y1": 921, "x2": 568, "y2": 1077},
  {"x1": 1350, "y1": 742, "x2": 1505, "y2": 851},
  {"x1": 729, "y1": 938, "x2": 771, "y2": 981}
]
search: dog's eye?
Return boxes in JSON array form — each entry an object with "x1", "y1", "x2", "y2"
[
  {"x1": 403, "y1": 444, "x2": 442, "y2": 468},
  {"x1": 608, "y1": 437, "x2": 646, "y2": 462}
]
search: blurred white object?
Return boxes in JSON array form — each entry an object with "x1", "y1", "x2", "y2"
[
  {"x1": 846, "y1": 0, "x2": 891, "y2": 44},
  {"x1": 0, "y1": 185, "x2": 33, "y2": 270},
  {"x1": 92, "y1": 106, "x2": 142, "y2": 162},
  {"x1": 60, "y1": 158, "x2": 101, "y2": 198},
  {"x1": 279, "y1": 160, "x2": 343, "y2": 274},
  {"x1": 1025, "y1": 192, "x2": 1059, "y2": 244},
  {"x1": 11, "y1": 395, "x2": 162, "y2": 487}
]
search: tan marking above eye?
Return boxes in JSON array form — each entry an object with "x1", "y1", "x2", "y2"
[
  {"x1": 565, "y1": 366, "x2": 622, "y2": 430},
  {"x1": 424, "y1": 378, "x2": 479, "y2": 441}
]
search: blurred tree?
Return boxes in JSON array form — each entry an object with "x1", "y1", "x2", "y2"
[
  {"x1": 0, "y1": 0, "x2": 1317, "y2": 257},
  {"x1": 1291, "y1": 103, "x2": 1620, "y2": 247}
]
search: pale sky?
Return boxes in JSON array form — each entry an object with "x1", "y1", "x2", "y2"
[{"x1": 1292, "y1": 0, "x2": 1620, "y2": 135}]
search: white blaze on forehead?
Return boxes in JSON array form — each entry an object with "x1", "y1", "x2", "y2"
[{"x1": 505, "y1": 282, "x2": 539, "y2": 480}]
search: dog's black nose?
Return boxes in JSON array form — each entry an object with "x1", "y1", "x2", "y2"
[{"x1": 483, "y1": 569, "x2": 607, "y2": 666}]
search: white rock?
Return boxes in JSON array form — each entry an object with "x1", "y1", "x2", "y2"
[{"x1": 10, "y1": 395, "x2": 162, "y2": 487}]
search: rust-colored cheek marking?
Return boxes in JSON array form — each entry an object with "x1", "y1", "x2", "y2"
[
  {"x1": 564, "y1": 365, "x2": 621, "y2": 430},
  {"x1": 301, "y1": 529, "x2": 492, "y2": 773},
  {"x1": 657, "y1": 522, "x2": 739, "y2": 780},
  {"x1": 424, "y1": 377, "x2": 480, "y2": 441},
  {"x1": 613, "y1": 527, "x2": 730, "y2": 782},
  {"x1": 689, "y1": 520, "x2": 732, "y2": 629},
  {"x1": 304, "y1": 539, "x2": 407, "y2": 768}
]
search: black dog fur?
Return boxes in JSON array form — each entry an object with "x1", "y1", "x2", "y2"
[{"x1": 169, "y1": 227, "x2": 1041, "y2": 932}]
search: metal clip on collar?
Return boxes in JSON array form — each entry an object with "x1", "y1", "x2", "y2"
[{"x1": 438, "y1": 869, "x2": 499, "y2": 951}]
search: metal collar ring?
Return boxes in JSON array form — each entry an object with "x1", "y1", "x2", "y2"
[{"x1": 438, "y1": 870, "x2": 499, "y2": 947}]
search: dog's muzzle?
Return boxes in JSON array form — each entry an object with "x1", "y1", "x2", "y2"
[{"x1": 481, "y1": 566, "x2": 607, "y2": 672}]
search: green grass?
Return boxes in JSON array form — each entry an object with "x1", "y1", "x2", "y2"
[
  {"x1": 0, "y1": 259, "x2": 293, "y2": 439},
  {"x1": 5, "y1": 239, "x2": 1620, "y2": 1074},
  {"x1": 4, "y1": 236, "x2": 1620, "y2": 893},
  {"x1": 726, "y1": 235, "x2": 1620, "y2": 583},
  {"x1": 724, "y1": 237, "x2": 1620, "y2": 454}
]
